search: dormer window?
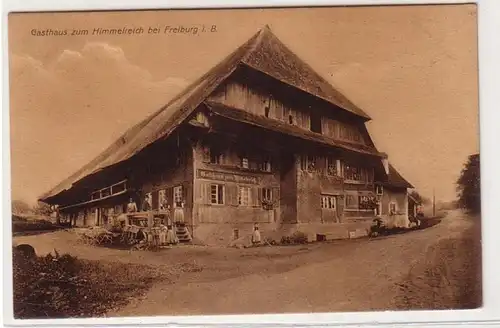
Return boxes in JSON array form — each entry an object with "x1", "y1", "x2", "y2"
[{"x1": 260, "y1": 158, "x2": 272, "y2": 172}]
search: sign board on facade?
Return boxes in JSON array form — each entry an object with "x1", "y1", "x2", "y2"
[{"x1": 197, "y1": 169, "x2": 260, "y2": 184}]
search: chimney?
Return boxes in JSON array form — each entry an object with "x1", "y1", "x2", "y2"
[{"x1": 380, "y1": 152, "x2": 389, "y2": 175}]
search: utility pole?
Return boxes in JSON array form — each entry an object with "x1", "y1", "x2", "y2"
[{"x1": 432, "y1": 188, "x2": 436, "y2": 217}]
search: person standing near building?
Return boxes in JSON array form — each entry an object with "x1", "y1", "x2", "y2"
[
  {"x1": 165, "y1": 219, "x2": 178, "y2": 245},
  {"x1": 252, "y1": 224, "x2": 261, "y2": 246},
  {"x1": 127, "y1": 198, "x2": 138, "y2": 213},
  {"x1": 158, "y1": 220, "x2": 168, "y2": 245},
  {"x1": 165, "y1": 205, "x2": 172, "y2": 227},
  {"x1": 142, "y1": 195, "x2": 152, "y2": 212},
  {"x1": 173, "y1": 201, "x2": 185, "y2": 224}
]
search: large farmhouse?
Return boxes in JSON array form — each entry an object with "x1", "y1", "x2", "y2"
[{"x1": 39, "y1": 26, "x2": 413, "y2": 244}]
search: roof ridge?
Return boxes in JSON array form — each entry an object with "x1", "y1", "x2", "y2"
[
  {"x1": 240, "y1": 25, "x2": 270, "y2": 63},
  {"x1": 240, "y1": 27, "x2": 371, "y2": 120}
]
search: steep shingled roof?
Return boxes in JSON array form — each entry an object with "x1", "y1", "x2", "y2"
[
  {"x1": 241, "y1": 26, "x2": 370, "y2": 119},
  {"x1": 40, "y1": 26, "x2": 371, "y2": 202},
  {"x1": 385, "y1": 164, "x2": 414, "y2": 189}
]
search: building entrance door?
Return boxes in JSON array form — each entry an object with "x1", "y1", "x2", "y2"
[{"x1": 321, "y1": 195, "x2": 337, "y2": 223}]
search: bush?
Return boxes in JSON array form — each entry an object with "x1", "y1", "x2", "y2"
[
  {"x1": 12, "y1": 220, "x2": 57, "y2": 233},
  {"x1": 13, "y1": 249, "x2": 165, "y2": 318},
  {"x1": 12, "y1": 215, "x2": 28, "y2": 223},
  {"x1": 291, "y1": 231, "x2": 308, "y2": 244},
  {"x1": 263, "y1": 237, "x2": 277, "y2": 246},
  {"x1": 280, "y1": 231, "x2": 308, "y2": 245}
]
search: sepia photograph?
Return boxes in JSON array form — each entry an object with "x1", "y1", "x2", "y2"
[{"x1": 7, "y1": 4, "x2": 481, "y2": 320}]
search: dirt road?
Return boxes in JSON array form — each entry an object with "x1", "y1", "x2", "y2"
[{"x1": 104, "y1": 210, "x2": 479, "y2": 316}]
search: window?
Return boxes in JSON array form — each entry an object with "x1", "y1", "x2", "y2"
[
  {"x1": 101, "y1": 187, "x2": 111, "y2": 198},
  {"x1": 238, "y1": 186, "x2": 251, "y2": 206},
  {"x1": 359, "y1": 196, "x2": 376, "y2": 210},
  {"x1": 344, "y1": 164, "x2": 359, "y2": 181},
  {"x1": 321, "y1": 195, "x2": 336, "y2": 209},
  {"x1": 111, "y1": 181, "x2": 126, "y2": 194},
  {"x1": 310, "y1": 114, "x2": 321, "y2": 133},
  {"x1": 91, "y1": 192, "x2": 100, "y2": 200},
  {"x1": 158, "y1": 190, "x2": 167, "y2": 210},
  {"x1": 345, "y1": 194, "x2": 358, "y2": 209},
  {"x1": 288, "y1": 114, "x2": 294, "y2": 124},
  {"x1": 173, "y1": 186, "x2": 183, "y2": 207},
  {"x1": 262, "y1": 188, "x2": 272, "y2": 201},
  {"x1": 376, "y1": 185, "x2": 384, "y2": 195},
  {"x1": 261, "y1": 160, "x2": 271, "y2": 172},
  {"x1": 326, "y1": 156, "x2": 338, "y2": 176},
  {"x1": 301, "y1": 155, "x2": 316, "y2": 171},
  {"x1": 343, "y1": 163, "x2": 368, "y2": 182},
  {"x1": 210, "y1": 184, "x2": 224, "y2": 205},
  {"x1": 241, "y1": 157, "x2": 249, "y2": 169},
  {"x1": 260, "y1": 155, "x2": 272, "y2": 172},
  {"x1": 389, "y1": 202, "x2": 397, "y2": 214},
  {"x1": 210, "y1": 148, "x2": 223, "y2": 164}
]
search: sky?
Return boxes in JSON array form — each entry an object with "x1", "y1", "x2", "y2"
[{"x1": 8, "y1": 5, "x2": 479, "y2": 205}]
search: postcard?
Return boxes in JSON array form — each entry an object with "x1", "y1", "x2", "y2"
[{"x1": 7, "y1": 4, "x2": 481, "y2": 321}]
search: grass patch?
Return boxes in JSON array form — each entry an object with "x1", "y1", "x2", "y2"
[
  {"x1": 12, "y1": 214, "x2": 62, "y2": 234},
  {"x1": 13, "y1": 250, "x2": 168, "y2": 318}
]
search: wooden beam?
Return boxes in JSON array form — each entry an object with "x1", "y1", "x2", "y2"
[{"x1": 59, "y1": 189, "x2": 128, "y2": 211}]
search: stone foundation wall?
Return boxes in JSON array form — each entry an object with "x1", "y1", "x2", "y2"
[{"x1": 193, "y1": 218, "x2": 375, "y2": 246}]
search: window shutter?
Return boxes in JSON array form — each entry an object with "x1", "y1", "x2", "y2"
[
  {"x1": 201, "y1": 183, "x2": 211, "y2": 205},
  {"x1": 230, "y1": 185, "x2": 239, "y2": 206},
  {"x1": 251, "y1": 187, "x2": 259, "y2": 207},
  {"x1": 220, "y1": 185, "x2": 226, "y2": 205}
]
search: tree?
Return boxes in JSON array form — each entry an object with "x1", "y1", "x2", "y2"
[
  {"x1": 409, "y1": 190, "x2": 431, "y2": 205},
  {"x1": 32, "y1": 201, "x2": 53, "y2": 216},
  {"x1": 12, "y1": 200, "x2": 32, "y2": 215},
  {"x1": 456, "y1": 153, "x2": 480, "y2": 214}
]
